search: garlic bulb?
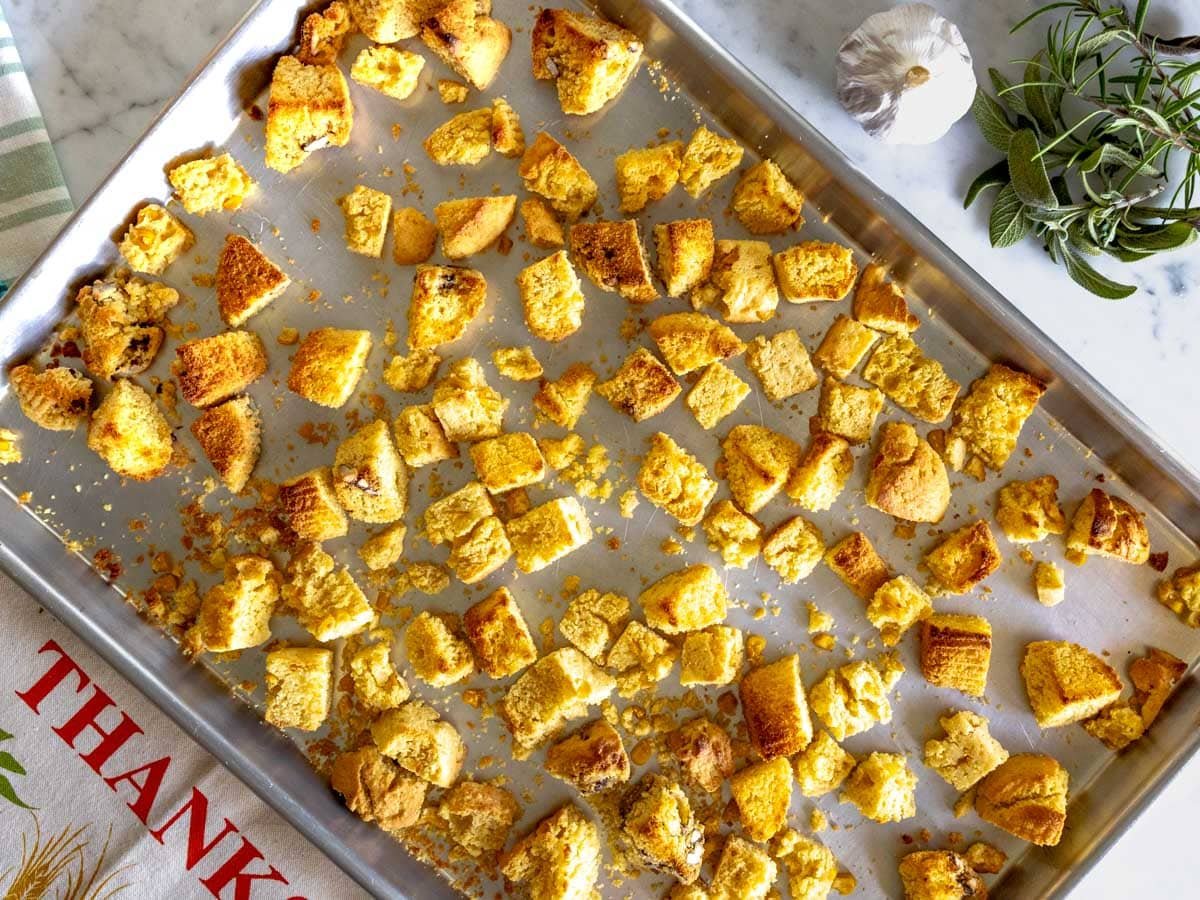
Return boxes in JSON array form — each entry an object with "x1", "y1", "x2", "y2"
[{"x1": 836, "y1": 3, "x2": 976, "y2": 145}]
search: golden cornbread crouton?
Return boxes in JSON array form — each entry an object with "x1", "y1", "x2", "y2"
[
  {"x1": 438, "y1": 781, "x2": 520, "y2": 857},
  {"x1": 815, "y1": 376, "x2": 885, "y2": 445},
  {"x1": 1034, "y1": 561, "x2": 1065, "y2": 607},
  {"x1": 420, "y1": 0, "x2": 511, "y2": 91},
  {"x1": 996, "y1": 475, "x2": 1066, "y2": 543},
  {"x1": 393, "y1": 404, "x2": 457, "y2": 467},
  {"x1": 813, "y1": 314, "x2": 878, "y2": 379},
  {"x1": 502, "y1": 647, "x2": 615, "y2": 748},
  {"x1": 920, "y1": 613, "x2": 992, "y2": 697},
  {"x1": 702, "y1": 500, "x2": 762, "y2": 568},
  {"x1": 793, "y1": 729, "x2": 856, "y2": 797},
  {"x1": 347, "y1": 0, "x2": 426, "y2": 42},
  {"x1": 392, "y1": 206, "x2": 437, "y2": 265},
  {"x1": 772, "y1": 830, "x2": 837, "y2": 900},
  {"x1": 841, "y1": 752, "x2": 917, "y2": 823},
  {"x1": 438, "y1": 78, "x2": 469, "y2": 103},
  {"x1": 546, "y1": 720, "x2": 631, "y2": 794},
  {"x1": 638, "y1": 564, "x2": 727, "y2": 634},
  {"x1": 1021, "y1": 640, "x2": 1122, "y2": 728},
  {"x1": 502, "y1": 804, "x2": 601, "y2": 900},
  {"x1": 721, "y1": 424, "x2": 802, "y2": 514},
  {"x1": 520, "y1": 198, "x2": 564, "y2": 248},
  {"x1": 282, "y1": 543, "x2": 376, "y2": 640},
  {"x1": 464, "y1": 586, "x2": 537, "y2": 678},
  {"x1": 75, "y1": 274, "x2": 178, "y2": 379},
  {"x1": 167, "y1": 153, "x2": 255, "y2": 215},
  {"x1": 264, "y1": 647, "x2": 332, "y2": 731},
  {"x1": 949, "y1": 363, "x2": 1046, "y2": 469},
  {"x1": 265, "y1": 55, "x2": 353, "y2": 174},
  {"x1": 680, "y1": 625, "x2": 743, "y2": 686},
  {"x1": 470, "y1": 432, "x2": 547, "y2": 493},
  {"x1": 763, "y1": 516, "x2": 826, "y2": 584},
  {"x1": 333, "y1": 419, "x2": 407, "y2": 523},
  {"x1": 192, "y1": 555, "x2": 279, "y2": 652},
  {"x1": 534, "y1": 362, "x2": 595, "y2": 429},
  {"x1": 447, "y1": 514, "x2": 513, "y2": 583},
  {"x1": 560, "y1": 588, "x2": 630, "y2": 661},
  {"x1": 925, "y1": 520, "x2": 1002, "y2": 594},
  {"x1": 620, "y1": 774, "x2": 704, "y2": 883},
  {"x1": 358, "y1": 522, "x2": 407, "y2": 571},
  {"x1": 424, "y1": 107, "x2": 493, "y2": 165},
  {"x1": 824, "y1": 531, "x2": 890, "y2": 599},
  {"x1": 729, "y1": 757, "x2": 792, "y2": 842},
  {"x1": 924, "y1": 710, "x2": 1008, "y2": 791},
  {"x1": 348, "y1": 641, "x2": 410, "y2": 714},
  {"x1": 190, "y1": 395, "x2": 261, "y2": 493},
  {"x1": 288, "y1": 327, "x2": 371, "y2": 408},
  {"x1": 423, "y1": 480, "x2": 494, "y2": 545},
  {"x1": 898, "y1": 851, "x2": 987, "y2": 900},
  {"x1": 435, "y1": 194, "x2": 517, "y2": 259},
  {"x1": 0, "y1": 430, "x2": 19, "y2": 465},
  {"x1": 491, "y1": 97, "x2": 525, "y2": 156},
  {"x1": 1130, "y1": 647, "x2": 1186, "y2": 727},
  {"x1": 350, "y1": 45, "x2": 424, "y2": 100},
  {"x1": 963, "y1": 842, "x2": 1006, "y2": 875},
  {"x1": 974, "y1": 753, "x2": 1068, "y2": 846},
  {"x1": 278, "y1": 468, "x2": 348, "y2": 540},
  {"x1": 786, "y1": 432, "x2": 853, "y2": 512},
  {"x1": 516, "y1": 250, "x2": 586, "y2": 342},
  {"x1": 383, "y1": 347, "x2": 441, "y2": 393},
  {"x1": 596, "y1": 348, "x2": 679, "y2": 421},
  {"x1": 431, "y1": 358, "x2": 507, "y2": 440},
  {"x1": 9, "y1": 365, "x2": 92, "y2": 431},
  {"x1": 653, "y1": 217, "x2": 715, "y2": 297},
  {"x1": 519, "y1": 132, "x2": 598, "y2": 221},
  {"x1": 711, "y1": 836, "x2": 777, "y2": 900},
  {"x1": 338, "y1": 185, "x2": 392, "y2": 257},
  {"x1": 371, "y1": 700, "x2": 466, "y2": 787},
  {"x1": 607, "y1": 621, "x2": 677, "y2": 698},
  {"x1": 667, "y1": 716, "x2": 733, "y2": 793},
  {"x1": 637, "y1": 432, "x2": 717, "y2": 526},
  {"x1": 648, "y1": 312, "x2": 744, "y2": 376},
  {"x1": 686, "y1": 363, "x2": 749, "y2": 430},
  {"x1": 1066, "y1": 488, "x2": 1150, "y2": 565},
  {"x1": 744, "y1": 330, "x2": 818, "y2": 403},
  {"x1": 694, "y1": 239, "x2": 778, "y2": 323},
  {"x1": 810, "y1": 659, "x2": 894, "y2": 740},
  {"x1": 506, "y1": 496, "x2": 592, "y2": 573},
  {"x1": 853, "y1": 264, "x2": 919, "y2": 334},
  {"x1": 296, "y1": 1, "x2": 351, "y2": 65},
  {"x1": 867, "y1": 575, "x2": 932, "y2": 646},
  {"x1": 615, "y1": 141, "x2": 683, "y2": 213},
  {"x1": 405, "y1": 610, "x2": 475, "y2": 687},
  {"x1": 740, "y1": 654, "x2": 813, "y2": 758},
  {"x1": 408, "y1": 265, "x2": 488, "y2": 348},
  {"x1": 330, "y1": 745, "x2": 427, "y2": 835},
  {"x1": 216, "y1": 234, "x2": 291, "y2": 327},
  {"x1": 570, "y1": 219, "x2": 657, "y2": 303},
  {"x1": 863, "y1": 334, "x2": 960, "y2": 424},
  {"x1": 493, "y1": 346, "x2": 542, "y2": 381},
  {"x1": 531, "y1": 8, "x2": 643, "y2": 115},
  {"x1": 118, "y1": 204, "x2": 194, "y2": 275},
  {"x1": 773, "y1": 241, "x2": 858, "y2": 303},
  {"x1": 679, "y1": 125, "x2": 744, "y2": 197},
  {"x1": 730, "y1": 159, "x2": 804, "y2": 234},
  {"x1": 175, "y1": 330, "x2": 267, "y2": 408},
  {"x1": 866, "y1": 421, "x2": 951, "y2": 523},
  {"x1": 87, "y1": 380, "x2": 172, "y2": 480},
  {"x1": 1157, "y1": 564, "x2": 1200, "y2": 626}
]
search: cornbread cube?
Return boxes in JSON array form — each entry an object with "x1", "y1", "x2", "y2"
[
  {"x1": 531, "y1": 8, "x2": 643, "y2": 115},
  {"x1": 925, "y1": 520, "x2": 1002, "y2": 594},
  {"x1": 358, "y1": 522, "x2": 407, "y2": 572},
  {"x1": 924, "y1": 710, "x2": 1008, "y2": 790},
  {"x1": 963, "y1": 842, "x2": 1007, "y2": 875},
  {"x1": 793, "y1": 730, "x2": 856, "y2": 797},
  {"x1": 680, "y1": 626, "x2": 744, "y2": 686},
  {"x1": 265, "y1": 55, "x2": 353, "y2": 174},
  {"x1": 721, "y1": 424, "x2": 802, "y2": 514},
  {"x1": 431, "y1": 357, "x2": 507, "y2": 441},
  {"x1": 813, "y1": 314, "x2": 878, "y2": 379},
  {"x1": 75, "y1": 274, "x2": 178, "y2": 379},
  {"x1": 346, "y1": 0, "x2": 423, "y2": 42},
  {"x1": 786, "y1": 432, "x2": 853, "y2": 511},
  {"x1": 393, "y1": 404, "x2": 457, "y2": 467},
  {"x1": 264, "y1": 647, "x2": 332, "y2": 731},
  {"x1": 607, "y1": 621, "x2": 677, "y2": 698},
  {"x1": 615, "y1": 141, "x2": 683, "y2": 213},
  {"x1": 405, "y1": 611, "x2": 475, "y2": 686},
  {"x1": 638, "y1": 564, "x2": 727, "y2": 634},
  {"x1": 118, "y1": 204, "x2": 194, "y2": 275},
  {"x1": 383, "y1": 348, "x2": 441, "y2": 393},
  {"x1": 863, "y1": 334, "x2": 960, "y2": 424},
  {"x1": 1067, "y1": 488, "x2": 1150, "y2": 565},
  {"x1": 405, "y1": 562, "x2": 450, "y2": 595},
  {"x1": 824, "y1": 531, "x2": 890, "y2": 599},
  {"x1": 771, "y1": 830, "x2": 837, "y2": 900},
  {"x1": 679, "y1": 125, "x2": 744, "y2": 197},
  {"x1": 1033, "y1": 561, "x2": 1065, "y2": 607},
  {"x1": 701, "y1": 500, "x2": 762, "y2": 568},
  {"x1": 9, "y1": 365, "x2": 92, "y2": 431},
  {"x1": 506, "y1": 496, "x2": 592, "y2": 573},
  {"x1": 87, "y1": 380, "x2": 173, "y2": 480},
  {"x1": 447, "y1": 515, "x2": 513, "y2": 583},
  {"x1": 996, "y1": 475, "x2": 1066, "y2": 543},
  {"x1": 333, "y1": 419, "x2": 407, "y2": 523},
  {"x1": 519, "y1": 132, "x2": 599, "y2": 221},
  {"x1": 351, "y1": 45, "x2": 424, "y2": 99},
  {"x1": 1020, "y1": 640, "x2": 1122, "y2": 728},
  {"x1": 1157, "y1": 564, "x2": 1200, "y2": 627},
  {"x1": 371, "y1": 700, "x2": 467, "y2": 787},
  {"x1": 685, "y1": 363, "x2": 750, "y2": 430},
  {"x1": 730, "y1": 160, "x2": 804, "y2": 234},
  {"x1": 337, "y1": 185, "x2": 392, "y2": 258},
  {"x1": 694, "y1": 239, "x2": 778, "y2": 323},
  {"x1": 392, "y1": 207, "x2": 437, "y2": 265},
  {"x1": 216, "y1": 234, "x2": 290, "y2": 327},
  {"x1": 193, "y1": 555, "x2": 280, "y2": 652},
  {"x1": 667, "y1": 717, "x2": 734, "y2": 793},
  {"x1": 743, "y1": 330, "x2": 818, "y2": 404},
  {"x1": 167, "y1": 153, "x2": 255, "y2": 215},
  {"x1": 920, "y1": 614, "x2": 992, "y2": 696},
  {"x1": 867, "y1": 575, "x2": 932, "y2": 646},
  {"x1": 653, "y1": 219, "x2": 714, "y2": 299},
  {"x1": 841, "y1": 752, "x2": 917, "y2": 823},
  {"x1": 516, "y1": 250, "x2": 586, "y2": 342},
  {"x1": 711, "y1": 836, "x2": 777, "y2": 900},
  {"x1": 620, "y1": 774, "x2": 704, "y2": 883},
  {"x1": 898, "y1": 851, "x2": 987, "y2": 900},
  {"x1": 520, "y1": 198, "x2": 564, "y2": 248},
  {"x1": 810, "y1": 659, "x2": 893, "y2": 740},
  {"x1": 438, "y1": 781, "x2": 520, "y2": 857},
  {"x1": 348, "y1": 642, "x2": 410, "y2": 713},
  {"x1": 1083, "y1": 702, "x2": 1146, "y2": 751},
  {"x1": 408, "y1": 265, "x2": 488, "y2": 349},
  {"x1": 865, "y1": 421, "x2": 951, "y2": 523},
  {"x1": 597, "y1": 348, "x2": 683, "y2": 423},
  {"x1": 853, "y1": 264, "x2": 919, "y2": 334},
  {"x1": 815, "y1": 377, "x2": 884, "y2": 445},
  {"x1": 560, "y1": 589, "x2": 630, "y2": 661},
  {"x1": 0, "y1": 429, "x2": 20, "y2": 465},
  {"x1": 282, "y1": 543, "x2": 376, "y2": 640},
  {"x1": 502, "y1": 648, "x2": 615, "y2": 748},
  {"x1": 570, "y1": 219, "x2": 657, "y2": 303},
  {"x1": 296, "y1": 1, "x2": 351, "y2": 65},
  {"x1": 637, "y1": 432, "x2": 717, "y2": 526},
  {"x1": 493, "y1": 346, "x2": 542, "y2": 381},
  {"x1": 419, "y1": 0, "x2": 512, "y2": 91},
  {"x1": 470, "y1": 432, "x2": 547, "y2": 493},
  {"x1": 423, "y1": 481, "x2": 494, "y2": 545},
  {"x1": 464, "y1": 586, "x2": 537, "y2": 678},
  {"x1": 287, "y1": 327, "x2": 371, "y2": 407},
  {"x1": 648, "y1": 312, "x2": 744, "y2": 376},
  {"x1": 501, "y1": 804, "x2": 601, "y2": 900},
  {"x1": 974, "y1": 753, "x2": 1068, "y2": 846},
  {"x1": 435, "y1": 194, "x2": 517, "y2": 258},
  {"x1": 330, "y1": 745, "x2": 426, "y2": 835},
  {"x1": 278, "y1": 468, "x2": 348, "y2": 541},
  {"x1": 740, "y1": 654, "x2": 813, "y2": 758},
  {"x1": 534, "y1": 362, "x2": 595, "y2": 428},
  {"x1": 730, "y1": 758, "x2": 792, "y2": 842},
  {"x1": 175, "y1": 330, "x2": 267, "y2": 408},
  {"x1": 949, "y1": 363, "x2": 1046, "y2": 469},
  {"x1": 547, "y1": 719, "x2": 630, "y2": 793},
  {"x1": 190, "y1": 395, "x2": 261, "y2": 493},
  {"x1": 763, "y1": 516, "x2": 826, "y2": 583},
  {"x1": 489, "y1": 97, "x2": 525, "y2": 157},
  {"x1": 773, "y1": 242, "x2": 858, "y2": 303}
]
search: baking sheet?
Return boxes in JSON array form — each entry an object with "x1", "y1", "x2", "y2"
[{"x1": 1, "y1": 0, "x2": 1199, "y2": 897}]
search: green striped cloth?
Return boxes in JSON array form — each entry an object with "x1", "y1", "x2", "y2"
[{"x1": 0, "y1": 4, "x2": 73, "y2": 295}]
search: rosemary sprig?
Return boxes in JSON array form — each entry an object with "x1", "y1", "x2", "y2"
[{"x1": 964, "y1": 0, "x2": 1200, "y2": 299}]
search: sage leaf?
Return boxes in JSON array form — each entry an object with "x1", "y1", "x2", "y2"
[
  {"x1": 1024, "y1": 56, "x2": 1059, "y2": 133},
  {"x1": 1061, "y1": 250, "x2": 1137, "y2": 299},
  {"x1": 1117, "y1": 222, "x2": 1199, "y2": 253},
  {"x1": 964, "y1": 162, "x2": 1010, "y2": 209},
  {"x1": 1009, "y1": 129, "x2": 1059, "y2": 209},
  {"x1": 1080, "y1": 144, "x2": 1160, "y2": 177},
  {"x1": 989, "y1": 68, "x2": 1029, "y2": 117},
  {"x1": 989, "y1": 184, "x2": 1031, "y2": 247},
  {"x1": 972, "y1": 89, "x2": 1016, "y2": 154}
]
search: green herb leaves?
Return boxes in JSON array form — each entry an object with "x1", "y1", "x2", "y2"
[
  {"x1": 0, "y1": 728, "x2": 35, "y2": 810},
  {"x1": 1009, "y1": 129, "x2": 1059, "y2": 207}
]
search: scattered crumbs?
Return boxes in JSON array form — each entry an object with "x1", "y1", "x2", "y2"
[
  {"x1": 813, "y1": 633, "x2": 837, "y2": 651},
  {"x1": 277, "y1": 326, "x2": 300, "y2": 345},
  {"x1": 1149, "y1": 551, "x2": 1169, "y2": 572},
  {"x1": 660, "y1": 538, "x2": 683, "y2": 555},
  {"x1": 310, "y1": 218, "x2": 321, "y2": 233},
  {"x1": 745, "y1": 634, "x2": 766, "y2": 667},
  {"x1": 619, "y1": 490, "x2": 639, "y2": 518},
  {"x1": 893, "y1": 521, "x2": 916, "y2": 540},
  {"x1": 1065, "y1": 549, "x2": 1087, "y2": 567},
  {"x1": 806, "y1": 601, "x2": 834, "y2": 634},
  {"x1": 810, "y1": 808, "x2": 828, "y2": 832},
  {"x1": 833, "y1": 872, "x2": 857, "y2": 895},
  {"x1": 391, "y1": 123, "x2": 403, "y2": 141}
]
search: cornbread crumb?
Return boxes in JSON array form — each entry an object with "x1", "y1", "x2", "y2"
[
  {"x1": 392, "y1": 207, "x2": 437, "y2": 265},
  {"x1": 810, "y1": 659, "x2": 893, "y2": 740},
  {"x1": 862, "y1": 334, "x2": 960, "y2": 424},
  {"x1": 372, "y1": 700, "x2": 466, "y2": 788},
  {"x1": 493, "y1": 346, "x2": 542, "y2": 381},
  {"x1": 517, "y1": 251, "x2": 586, "y2": 342},
  {"x1": 75, "y1": 273, "x2": 178, "y2": 378},
  {"x1": 654, "y1": 218, "x2": 715, "y2": 297},
  {"x1": 296, "y1": 2, "x2": 351, "y2": 66},
  {"x1": 711, "y1": 835, "x2": 777, "y2": 900},
  {"x1": 447, "y1": 515, "x2": 513, "y2": 584},
  {"x1": 997, "y1": 475, "x2": 1066, "y2": 543},
  {"x1": 506, "y1": 496, "x2": 592, "y2": 573},
  {"x1": 190, "y1": 395, "x2": 261, "y2": 493},
  {"x1": 350, "y1": 44, "x2": 424, "y2": 99},
  {"x1": 9, "y1": 365, "x2": 92, "y2": 432},
  {"x1": 418, "y1": 0, "x2": 511, "y2": 91},
  {"x1": 338, "y1": 185, "x2": 392, "y2": 258},
  {"x1": 596, "y1": 348, "x2": 679, "y2": 421},
  {"x1": 730, "y1": 159, "x2": 804, "y2": 234},
  {"x1": 393, "y1": 404, "x2": 457, "y2": 467},
  {"x1": 807, "y1": 602, "x2": 835, "y2": 634},
  {"x1": 490, "y1": 97, "x2": 525, "y2": 156},
  {"x1": 648, "y1": 311, "x2": 744, "y2": 376},
  {"x1": 383, "y1": 348, "x2": 441, "y2": 393},
  {"x1": 502, "y1": 648, "x2": 615, "y2": 748},
  {"x1": 437, "y1": 78, "x2": 469, "y2": 103},
  {"x1": 771, "y1": 830, "x2": 837, "y2": 900},
  {"x1": 424, "y1": 107, "x2": 493, "y2": 165},
  {"x1": 840, "y1": 752, "x2": 917, "y2": 823},
  {"x1": 924, "y1": 710, "x2": 1009, "y2": 790},
  {"x1": 1066, "y1": 488, "x2": 1150, "y2": 565},
  {"x1": 193, "y1": 554, "x2": 279, "y2": 652},
  {"x1": 431, "y1": 357, "x2": 507, "y2": 441},
  {"x1": 794, "y1": 730, "x2": 856, "y2": 797},
  {"x1": 638, "y1": 432, "x2": 717, "y2": 526},
  {"x1": 898, "y1": 850, "x2": 987, "y2": 900},
  {"x1": 348, "y1": 642, "x2": 410, "y2": 713},
  {"x1": 168, "y1": 153, "x2": 255, "y2": 215},
  {"x1": 685, "y1": 362, "x2": 749, "y2": 430},
  {"x1": 330, "y1": 745, "x2": 426, "y2": 835},
  {"x1": 813, "y1": 314, "x2": 878, "y2": 379},
  {"x1": 409, "y1": 264, "x2": 488, "y2": 348},
  {"x1": 694, "y1": 239, "x2": 778, "y2": 323},
  {"x1": 464, "y1": 586, "x2": 538, "y2": 678},
  {"x1": 405, "y1": 611, "x2": 475, "y2": 687},
  {"x1": 1034, "y1": 561, "x2": 1065, "y2": 606},
  {"x1": 560, "y1": 589, "x2": 630, "y2": 662},
  {"x1": 175, "y1": 330, "x2": 267, "y2": 409},
  {"x1": 964, "y1": 842, "x2": 1007, "y2": 875},
  {"x1": 702, "y1": 500, "x2": 762, "y2": 568},
  {"x1": 435, "y1": 194, "x2": 516, "y2": 259},
  {"x1": 866, "y1": 575, "x2": 932, "y2": 646},
  {"x1": 288, "y1": 327, "x2": 371, "y2": 408},
  {"x1": 531, "y1": 8, "x2": 643, "y2": 115},
  {"x1": 118, "y1": 204, "x2": 194, "y2": 275},
  {"x1": 1157, "y1": 564, "x2": 1200, "y2": 626},
  {"x1": 608, "y1": 621, "x2": 677, "y2": 698},
  {"x1": 974, "y1": 753, "x2": 1068, "y2": 846},
  {"x1": 264, "y1": 647, "x2": 332, "y2": 731},
  {"x1": 282, "y1": 543, "x2": 375, "y2": 640},
  {"x1": 615, "y1": 141, "x2": 683, "y2": 213},
  {"x1": 679, "y1": 125, "x2": 744, "y2": 197},
  {"x1": 501, "y1": 804, "x2": 600, "y2": 900},
  {"x1": 438, "y1": 781, "x2": 520, "y2": 857},
  {"x1": 570, "y1": 218, "x2": 657, "y2": 302},
  {"x1": 773, "y1": 241, "x2": 858, "y2": 302},
  {"x1": 470, "y1": 432, "x2": 546, "y2": 494}
]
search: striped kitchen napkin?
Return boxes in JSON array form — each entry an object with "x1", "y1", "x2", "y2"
[{"x1": 0, "y1": 4, "x2": 73, "y2": 294}]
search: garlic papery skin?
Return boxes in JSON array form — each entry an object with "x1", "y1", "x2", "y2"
[{"x1": 836, "y1": 3, "x2": 976, "y2": 146}]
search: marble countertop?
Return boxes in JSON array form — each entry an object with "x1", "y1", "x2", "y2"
[{"x1": 3, "y1": 0, "x2": 1198, "y2": 895}]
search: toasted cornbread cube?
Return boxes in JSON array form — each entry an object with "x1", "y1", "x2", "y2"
[
  {"x1": 0, "y1": 429, "x2": 20, "y2": 465},
  {"x1": 435, "y1": 195, "x2": 517, "y2": 259},
  {"x1": 448, "y1": 515, "x2": 513, "y2": 583},
  {"x1": 431, "y1": 358, "x2": 507, "y2": 441},
  {"x1": 503, "y1": 648, "x2": 615, "y2": 748},
  {"x1": 1067, "y1": 488, "x2": 1150, "y2": 565},
  {"x1": 9, "y1": 365, "x2": 92, "y2": 432},
  {"x1": 637, "y1": 432, "x2": 717, "y2": 526},
  {"x1": 282, "y1": 543, "x2": 376, "y2": 640},
  {"x1": 974, "y1": 753, "x2": 1069, "y2": 846},
  {"x1": 1021, "y1": 640, "x2": 1122, "y2": 728},
  {"x1": 1033, "y1": 561, "x2": 1065, "y2": 607},
  {"x1": 516, "y1": 251, "x2": 586, "y2": 342},
  {"x1": 351, "y1": 45, "x2": 424, "y2": 99},
  {"x1": 774, "y1": 241, "x2": 858, "y2": 303},
  {"x1": 667, "y1": 717, "x2": 733, "y2": 793},
  {"x1": 607, "y1": 621, "x2": 677, "y2": 698},
  {"x1": 744, "y1": 329, "x2": 818, "y2": 403},
  {"x1": 519, "y1": 132, "x2": 598, "y2": 221},
  {"x1": 639, "y1": 564, "x2": 727, "y2": 634},
  {"x1": 772, "y1": 830, "x2": 838, "y2": 900},
  {"x1": 264, "y1": 647, "x2": 332, "y2": 731},
  {"x1": 333, "y1": 419, "x2": 407, "y2": 523},
  {"x1": 419, "y1": 0, "x2": 511, "y2": 90},
  {"x1": 866, "y1": 421, "x2": 952, "y2": 523},
  {"x1": 493, "y1": 346, "x2": 542, "y2": 381},
  {"x1": 338, "y1": 185, "x2": 392, "y2": 258},
  {"x1": 925, "y1": 520, "x2": 1002, "y2": 594},
  {"x1": 721, "y1": 424, "x2": 802, "y2": 514},
  {"x1": 405, "y1": 611, "x2": 475, "y2": 686},
  {"x1": 534, "y1": 363, "x2": 595, "y2": 431},
  {"x1": 810, "y1": 659, "x2": 893, "y2": 740},
  {"x1": 615, "y1": 141, "x2": 683, "y2": 213},
  {"x1": 75, "y1": 274, "x2": 178, "y2": 379},
  {"x1": 393, "y1": 404, "x2": 457, "y2": 467},
  {"x1": 408, "y1": 265, "x2": 488, "y2": 349},
  {"x1": 470, "y1": 432, "x2": 547, "y2": 493},
  {"x1": 392, "y1": 206, "x2": 437, "y2": 265},
  {"x1": 786, "y1": 432, "x2": 853, "y2": 512},
  {"x1": 570, "y1": 219, "x2": 657, "y2": 302},
  {"x1": 506, "y1": 496, "x2": 592, "y2": 573},
  {"x1": 1156, "y1": 564, "x2": 1200, "y2": 627},
  {"x1": 278, "y1": 468, "x2": 348, "y2": 541},
  {"x1": 679, "y1": 125, "x2": 744, "y2": 197},
  {"x1": 950, "y1": 363, "x2": 1046, "y2": 470},
  {"x1": 383, "y1": 348, "x2": 441, "y2": 394},
  {"x1": 1083, "y1": 702, "x2": 1146, "y2": 750},
  {"x1": 653, "y1": 218, "x2": 715, "y2": 298},
  {"x1": 596, "y1": 348, "x2": 679, "y2": 421},
  {"x1": 87, "y1": 380, "x2": 173, "y2": 480},
  {"x1": 348, "y1": 641, "x2": 410, "y2": 713},
  {"x1": 490, "y1": 97, "x2": 525, "y2": 157},
  {"x1": 347, "y1": 0, "x2": 423, "y2": 42},
  {"x1": 920, "y1": 613, "x2": 992, "y2": 696},
  {"x1": 358, "y1": 522, "x2": 407, "y2": 572},
  {"x1": 118, "y1": 204, "x2": 194, "y2": 275},
  {"x1": 997, "y1": 475, "x2": 1066, "y2": 543},
  {"x1": 793, "y1": 729, "x2": 856, "y2": 797},
  {"x1": 193, "y1": 555, "x2": 279, "y2": 652},
  {"x1": 701, "y1": 500, "x2": 762, "y2": 568},
  {"x1": 167, "y1": 153, "x2": 255, "y2": 215},
  {"x1": 924, "y1": 710, "x2": 1008, "y2": 790},
  {"x1": 425, "y1": 107, "x2": 493, "y2": 165},
  {"x1": 648, "y1": 312, "x2": 744, "y2": 376},
  {"x1": 863, "y1": 334, "x2": 960, "y2": 424},
  {"x1": 288, "y1": 327, "x2": 371, "y2": 407},
  {"x1": 694, "y1": 239, "x2": 778, "y2": 324},
  {"x1": 265, "y1": 55, "x2": 353, "y2": 174},
  {"x1": 841, "y1": 752, "x2": 917, "y2": 823},
  {"x1": 531, "y1": 8, "x2": 643, "y2": 115},
  {"x1": 730, "y1": 757, "x2": 792, "y2": 842},
  {"x1": 853, "y1": 264, "x2": 919, "y2": 334},
  {"x1": 438, "y1": 781, "x2": 520, "y2": 857},
  {"x1": 963, "y1": 842, "x2": 1007, "y2": 875},
  {"x1": 815, "y1": 377, "x2": 884, "y2": 445},
  {"x1": 191, "y1": 395, "x2": 261, "y2": 493},
  {"x1": 296, "y1": 2, "x2": 351, "y2": 65},
  {"x1": 502, "y1": 804, "x2": 601, "y2": 900},
  {"x1": 899, "y1": 851, "x2": 988, "y2": 900},
  {"x1": 730, "y1": 160, "x2": 804, "y2": 234},
  {"x1": 824, "y1": 531, "x2": 890, "y2": 599},
  {"x1": 372, "y1": 700, "x2": 466, "y2": 787},
  {"x1": 330, "y1": 745, "x2": 426, "y2": 834},
  {"x1": 867, "y1": 575, "x2": 931, "y2": 646},
  {"x1": 546, "y1": 719, "x2": 630, "y2": 793},
  {"x1": 216, "y1": 234, "x2": 290, "y2": 327},
  {"x1": 711, "y1": 836, "x2": 776, "y2": 900},
  {"x1": 175, "y1": 330, "x2": 267, "y2": 408},
  {"x1": 464, "y1": 586, "x2": 537, "y2": 678},
  {"x1": 619, "y1": 774, "x2": 704, "y2": 884},
  {"x1": 423, "y1": 480, "x2": 494, "y2": 545},
  {"x1": 560, "y1": 589, "x2": 630, "y2": 661},
  {"x1": 520, "y1": 198, "x2": 564, "y2": 248},
  {"x1": 813, "y1": 314, "x2": 878, "y2": 379},
  {"x1": 740, "y1": 654, "x2": 813, "y2": 758},
  {"x1": 763, "y1": 516, "x2": 826, "y2": 583},
  {"x1": 680, "y1": 626, "x2": 743, "y2": 686},
  {"x1": 685, "y1": 363, "x2": 749, "y2": 430}
]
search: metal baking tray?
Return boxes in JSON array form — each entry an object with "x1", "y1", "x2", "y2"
[{"x1": 2, "y1": 0, "x2": 1199, "y2": 897}]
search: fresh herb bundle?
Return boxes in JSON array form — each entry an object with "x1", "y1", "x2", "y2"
[{"x1": 965, "y1": 0, "x2": 1200, "y2": 299}]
